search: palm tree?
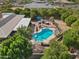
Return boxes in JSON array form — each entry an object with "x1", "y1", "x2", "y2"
[{"x1": 17, "y1": 26, "x2": 32, "y2": 39}]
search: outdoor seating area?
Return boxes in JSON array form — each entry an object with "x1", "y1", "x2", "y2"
[{"x1": 31, "y1": 20, "x2": 56, "y2": 33}]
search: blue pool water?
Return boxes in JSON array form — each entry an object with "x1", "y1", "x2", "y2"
[{"x1": 32, "y1": 28, "x2": 54, "y2": 42}]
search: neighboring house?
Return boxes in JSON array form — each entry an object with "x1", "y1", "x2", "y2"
[
  {"x1": 0, "y1": 0, "x2": 3, "y2": 5},
  {"x1": 0, "y1": 13, "x2": 31, "y2": 38}
]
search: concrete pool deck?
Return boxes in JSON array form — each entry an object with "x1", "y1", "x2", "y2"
[{"x1": 31, "y1": 20, "x2": 60, "y2": 44}]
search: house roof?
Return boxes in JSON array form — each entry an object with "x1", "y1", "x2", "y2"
[
  {"x1": 0, "y1": 14, "x2": 24, "y2": 38},
  {"x1": 2, "y1": 13, "x2": 14, "y2": 19},
  {"x1": 0, "y1": 14, "x2": 16, "y2": 28},
  {"x1": 13, "y1": 18, "x2": 31, "y2": 31}
]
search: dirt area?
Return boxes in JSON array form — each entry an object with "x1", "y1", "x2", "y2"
[{"x1": 55, "y1": 20, "x2": 70, "y2": 33}]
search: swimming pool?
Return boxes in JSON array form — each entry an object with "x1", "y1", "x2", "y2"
[{"x1": 32, "y1": 28, "x2": 54, "y2": 42}]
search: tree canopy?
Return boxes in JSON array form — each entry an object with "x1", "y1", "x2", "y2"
[
  {"x1": 63, "y1": 28, "x2": 79, "y2": 49},
  {"x1": 65, "y1": 15, "x2": 77, "y2": 26},
  {"x1": 0, "y1": 27, "x2": 32, "y2": 59},
  {"x1": 68, "y1": 0, "x2": 79, "y2": 3},
  {"x1": 72, "y1": 19, "x2": 79, "y2": 29},
  {"x1": 61, "y1": 11, "x2": 72, "y2": 21},
  {"x1": 41, "y1": 41, "x2": 72, "y2": 59}
]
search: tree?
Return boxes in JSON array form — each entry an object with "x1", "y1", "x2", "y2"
[
  {"x1": 41, "y1": 41, "x2": 72, "y2": 59},
  {"x1": 0, "y1": 0, "x2": 12, "y2": 12},
  {"x1": 59, "y1": 51, "x2": 72, "y2": 59},
  {"x1": 39, "y1": 8, "x2": 48, "y2": 17},
  {"x1": 57, "y1": 8, "x2": 67, "y2": 16},
  {"x1": 20, "y1": 8, "x2": 30, "y2": 17},
  {"x1": 30, "y1": 9, "x2": 39, "y2": 17},
  {"x1": 48, "y1": 8, "x2": 56, "y2": 16},
  {"x1": 63, "y1": 28, "x2": 79, "y2": 49},
  {"x1": 0, "y1": 27, "x2": 32, "y2": 59},
  {"x1": 3, "y1": 8, "x2": 13, "y2": 13},
  {"x1": 71, "y1": 20, "x2": 79, "y2": 29},
  {"x1": 17, "y1": 26, "x2": 32, "y2": 39},
  {"x1": 48, "y1": 8, "x2": 60, "y2": 19},
  {"x1": 47, "y1": 0, "x2": 53, "y2": 3},
  {"x1": 61, "y1": 11, "x2": 72, "y2": 21},
  {"x1": 65, "y1": 15, "x2": 77, "y2": 26},
  {"x1": 14, "y1": 8, "x2": 23, "y2": 14},
  {"x1": 48, "y1": 8, "x2": 53, "y2": 16},
  {"x1": 68, "y1": 0, "x2": 79, "y2": 3},
  {"x1": 23, "y1": 8, "x2": 30, "y2": 17},
  {"x1": 20, "y1": 0, "x2": 32, "y2": 4}
]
